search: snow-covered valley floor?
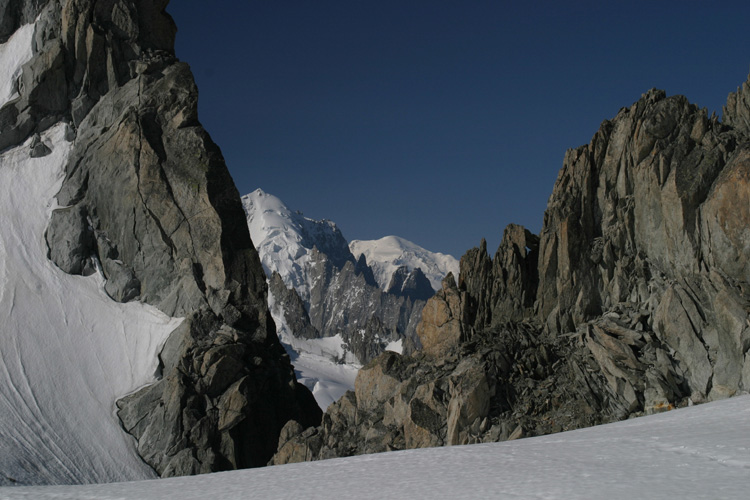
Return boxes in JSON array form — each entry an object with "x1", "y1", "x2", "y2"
[{"x1": 5, "y1": 394, "x2": 749, "y2": 499}]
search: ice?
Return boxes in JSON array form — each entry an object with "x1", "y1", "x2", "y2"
[
  {"x1": 0, "y1": 124, "x2": 182, "y2": 485},
  {"x1": 6, "y1": 394, "x2": 749, "y2": 499},
  {"x1": 289, "y1": 351, "x2": 359, "y2": 410},
  {"x1": 385, "y1": 338, "x2": 403, "y2": 354}
]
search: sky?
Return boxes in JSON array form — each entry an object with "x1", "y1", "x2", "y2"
[{"x1": 167, "y1": 1, "x2": 750, "y2": 259}]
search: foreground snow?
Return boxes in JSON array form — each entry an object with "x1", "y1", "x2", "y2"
[
  {"x1": 0, "y1": 124, "x2": 181, "y2": 485},
  {"x1": 350, "y1": 235, "x2": 459, "y2": 292},
  {"x1": 5, "y1": 394, "x2": 749, "y2": 499}
]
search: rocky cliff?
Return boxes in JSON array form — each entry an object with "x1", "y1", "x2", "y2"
[
  {"x1": 0, "y1": 0, "x2": 320, "y2": 477},
  {"x1": 271, "y1": 80, "x2": 750, "y2": 464}
]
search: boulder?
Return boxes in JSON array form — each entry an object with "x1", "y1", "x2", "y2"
[
  {"x1": 45, "y1": 204, "x2": 96, "y2": 276},
  {"x1": 446, "y1": 358, "x2": 491, "y2": 445}
]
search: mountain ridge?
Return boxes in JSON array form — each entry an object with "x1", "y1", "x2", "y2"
[
  {"x1": 242, "y1": 188, "x2": 456, "y2": 376},
  {"x1": 271, "y1": 80, "x2": 750, "y2": 464}
]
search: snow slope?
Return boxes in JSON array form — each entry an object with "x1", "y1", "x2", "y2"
[
  {"x1": 350, "y1": 235, "x2": 459, "y2": 292},
  {"x1": 243, "y1": 189, "x2": 359, "y2": 409},
  {"x1": 0, "y1": 22, "x2": 34, "y2": 109},
  {"x1": 7, "y1": 394, "x2": 749, "y2": 499},
  {"x1": 0, "y1": 122, "x2": 182, "y2": 485}
]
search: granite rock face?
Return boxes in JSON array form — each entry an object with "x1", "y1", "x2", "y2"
[
  {"x1": 416, "y1": 273, "x2": 465, "y2": 357},
  {"x1": 272, "y1": 78, "x2": 750, "y2": 464},
  {"x1": 386, "y1": 266, "x2": 435, "y2": 302},
  {"x1": 117, "y1": 309, "x2": 320, "y2": 474},
  {"x1": 0, "y1": 0, "x2": 47, "y2": 42},
  {"x1": 532, "y1": 87, "x2": 749, "y2": 403},
  {"x1": 1, "y1": 0, "x2": 320, "y2": 476}
]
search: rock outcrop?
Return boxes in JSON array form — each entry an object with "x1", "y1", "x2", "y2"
[
  {"x1": 0, "y1": 0, "x2": 320, "y2": 476},
  {"x1": 416, "y1": 273, "x2": 465, "y2": 357},
  {"x1": 272, "y1": 78, "x2": 750, "y2": 464},
  {"x1": 386, "y1": 265, "x2": 435, "y2": 302},
  {"x1": 270, "y1": 320, "x2": 636, "y2": 464}
]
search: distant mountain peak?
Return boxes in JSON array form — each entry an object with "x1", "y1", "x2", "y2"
[
  {"x1": 350, "y1": 235, "x2": 459, "y2": 292},
  {"x1": 242, "y1": 188, "x2": 354, "y2": 302}
]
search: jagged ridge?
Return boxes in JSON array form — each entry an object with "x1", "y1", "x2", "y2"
[
  {"x1": 243, "y1": 188, "x2": 440, "y2": 365},
  {"x1": 271, "y1": 79, "x2": 750, "y2": 463}
]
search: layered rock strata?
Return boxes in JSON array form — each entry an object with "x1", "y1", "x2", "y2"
[{"x1": 1, "y1": 0, "x2": 320, "y2": 476}]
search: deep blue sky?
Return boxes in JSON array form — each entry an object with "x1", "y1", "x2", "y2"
[{"x1": 167, "y1": 1, "x2": 750, "y2": 259}]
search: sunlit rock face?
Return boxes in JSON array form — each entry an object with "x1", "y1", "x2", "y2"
[{"x1": 271, "y1": 79, "x2": 750, "y2": 464}]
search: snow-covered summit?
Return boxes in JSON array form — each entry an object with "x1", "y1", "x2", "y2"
[
  {"x1": 350, "y1": 235, "x2": 459, "y2": 292},
  {"x1": 242, "y1": 188, "x2": 352, "y2": 302}
]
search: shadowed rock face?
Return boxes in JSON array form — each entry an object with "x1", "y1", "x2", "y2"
[
  {"x1": 0, "y1": 0, "x2": 47, "y2": 43},
  {"x1": 271, "y1": 80, "x2": 750, "y2": 464},
  {"x1": 1, "y1": 0, "x2": 320, "y2": 476}
]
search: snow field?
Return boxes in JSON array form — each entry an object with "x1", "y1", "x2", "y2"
[
  {"x1": 0, "y1": 123, "x2": 182, "y2": 485},
  {"x1": 243, "y1": 188, "x2": 330, "y2": 302},
  {"x1": 349, "y1": 235, "x2": 459, "y2": 292},
  {"x1": 6, "y1": 394, "x2": 749, "y2": 499}
]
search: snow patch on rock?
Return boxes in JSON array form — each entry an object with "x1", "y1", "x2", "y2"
[{"x1": 0, "y1": 22, "x2": 34, "y2": 109}]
